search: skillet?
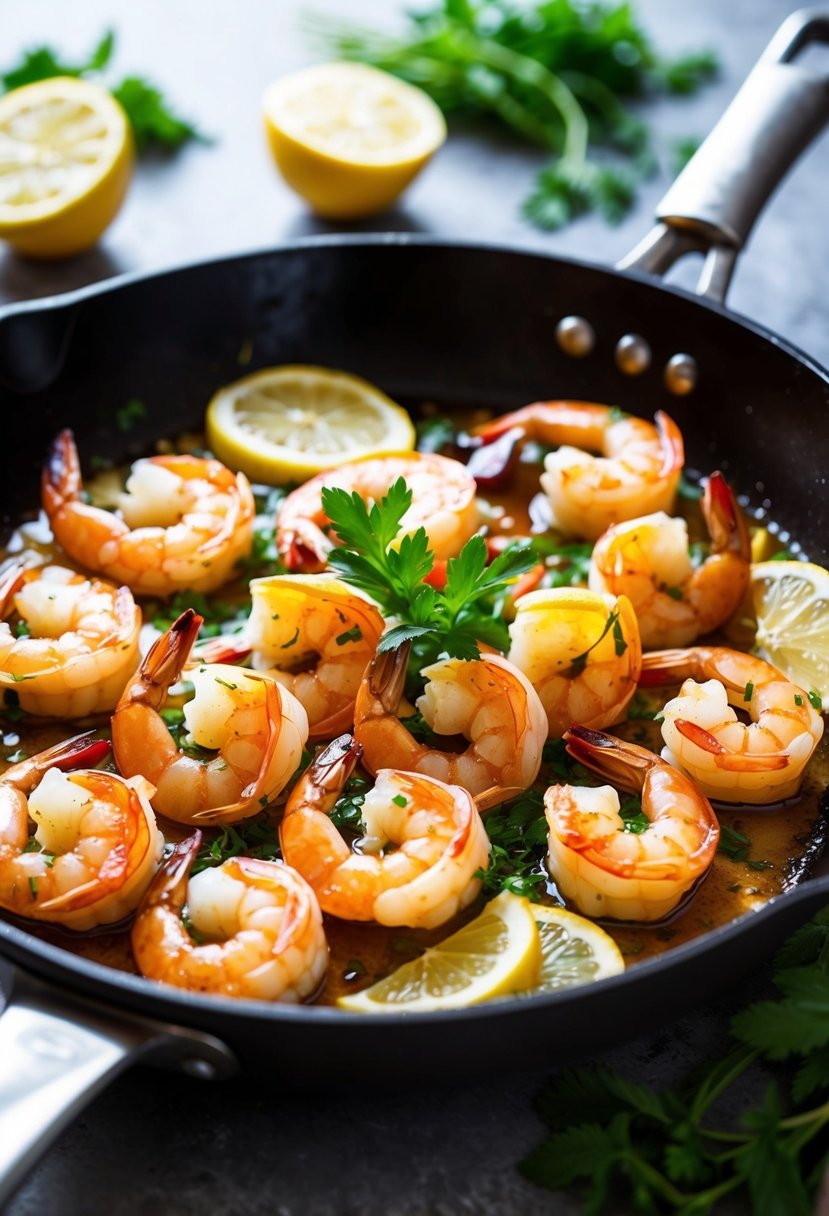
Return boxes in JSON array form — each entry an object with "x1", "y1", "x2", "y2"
[{"x1": 2, "y1": 9, "x2": 829, "y2": 1205}]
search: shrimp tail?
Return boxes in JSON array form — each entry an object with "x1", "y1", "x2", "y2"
[
  {"x1": 4, "y1": 731, "x2": 111, "y2": 793},
  {"x1": 703, "y1": 471, "x2": 751, "y2": 559},
  {"x1": 564, "y1": 725, "x2": 651, "y2": 794},
  {"x1": 0, "y1": 561, "x2": 27, "y2": 616},
  {"x1": 305, "y1": 733, "x2": 363, "y2": 806},
  {"x1": 140, "y1": 831, "x2": 202, "y2": 913},
  {"x1": 42, "y1": 428, "x2": 81, "y2": 514},
  {"x1": 674, "y1": 719, "x2": 789, "y2": 770},
  {"x1": 190, "y1": 637, "x2": 252, "y2": 666},
  {"x1": 367, "y1": 641, "x2": 410, "y2": 714},
  {"x1": 135, "y1": 609, "x2": 204, "y2": 704},
  {"x1": 639, "y1": 649, "x2": 696, "y2": 686},
  {"x1": 655, "y1": 410, "x2": 684, "y2": 478},
  {"x1": 474, "y1": 785, "x2": 524, "y2": 812}
]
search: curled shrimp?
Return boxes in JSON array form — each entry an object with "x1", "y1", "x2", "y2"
[
  {"x1": 275, "y1": 453, "x2": 479, "y2": 571},
  {"x1": 588, "y1": 472, "x2": 751, "y2": 648},
  {"x1": 0, "y1": 732, "x2": 163, "y2": 931},
  {"x1": 353, "y1": 642, "x2": 546, "y2": 801},
  {"x1": 112, "y1": 610, "x2": 309, "y2": 825},
  {"x1": 0, "y1": 562, "x2": 141, "y2": 717},
  {"x1": 545, "y1": 726, "x2": 719, "y2": 922},
  {"x1": 244, "y1": 574, "x2": 385, "y2": 740},
  {"x1": 476, "y1": 402, "x2": 684, "y2": 540},
  {"x1": 280, "y1": 735, "x2": 490, "y2": 928},
  {"x1": 507, "y1": 587, "x2": 642, "y2": 738},
  {"x1": 132, "y1": 832, "x2": 328, "y2": 1002},
  {"x1": 42, "y1": 430, "x2": 255, "y2": 596},
  {"x1": 641, "y1": 647, "x2": 824, "y2": 804}
]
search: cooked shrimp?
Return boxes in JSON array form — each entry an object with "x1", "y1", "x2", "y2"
[
  {"x1": 476, "y1": 402, "x2": 684, "y2": 540},
  {"x1": 507, "y1": 588, "x2": 642, "y2": 738},
  {"x1": 641, "y1": 647, "x2": 824, "y2": 804},
  {"x1": 280, "y1": 734, "x2": 490, "y2": 928},
  {"x1": 244, "y1": 574, "x2": 385, "y2": 740},
  {"x1": 132, "y1": 832, "x2": 328, "y2": 1002},
  {"x1": 42, "y1": 430, "x2": 255, "y2": 596},
  {"x1": 0, "y1": 732, "x2": 162, "y2": 931},
  {"x1": 0, "y1": 562, "x2": 141, "y2": 717},
  {"x1": 588, "y1": 472, "x2": 751, "y2": 648},
  {"x1": 276, "y1": 452, "x2": 479, "y2": 571},
  {"x1": 545, "y1": 725, "x2": 719, "y2": 922},
  {"x1": 112, "y1": 610, "x2": 309, "y2": 825},
  {"x1": 353, "y1": 642, "x2": 547, "y2": 801}
]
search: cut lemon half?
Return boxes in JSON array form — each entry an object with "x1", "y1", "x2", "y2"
[
  {"x1": 530, "y1": 905, "x2": 625, "y2": 993},
  {"x1": 263, "y1": 62, "x2": 446, "y2": 219},
  {"x1": 0, "y1": 77, "x2": 133, "y2": 259},
  {"x1": 206, "y1": 364, "x2": 415, "y2": 483},
  {"x1": 337, "y1": 891, "x2": 541, "y2": 1014},
  {"x1": 751, "y1": 560, "x2": 829, "y2": 706}
]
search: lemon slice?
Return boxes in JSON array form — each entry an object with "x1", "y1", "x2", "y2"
[
  {"x1": 337, "y1": 891, "x2": 541, "y2": 1014},
  {"x1": 206, "y1": 364, "x2": 415, "y2": 483},
  {"x1": 262, "y1": 62, "x2": 446, "y2": 219},
  {"x1": 531, "y1": 905, "x2": 624, "y2": 993},
  {"x1": 0, "y1": 77, "x2": 133, "y2": 259},
  {"x1": 751, "y1": 560, "x2": 829, "y2": 705}
]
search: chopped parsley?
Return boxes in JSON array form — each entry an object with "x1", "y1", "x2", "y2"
[{"x1": 475, "y1": 789, "x2": 548, "y2": 901}]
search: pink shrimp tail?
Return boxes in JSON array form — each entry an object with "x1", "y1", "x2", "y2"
[
  {"x1": 655, "y1": 410, "x2": 685, "y2": 478},
  {"x1": 140, "y1": 609, "x2": 204, "y2": 692},
  {"x1": 702, "y1": 471, "x2": 751, "y2": 559},
  {"x1": 42, "y1": 428, "x2": 81, "y2": 514},
  {"x1": 0, "y1": 562, "x2": 27, "y2": 616},
  {"x1": 639, "y1": 649, "x2": 696, "y2": 686},
  {"x1": 674, "y1": 719, "x2": 789, "y2": 771},
  {"x1": 140, "y1": 831, "x2": 202, "y2": 912},
  {"x1": 564, "y1": 725, "x2": 652, "y2": 793}
]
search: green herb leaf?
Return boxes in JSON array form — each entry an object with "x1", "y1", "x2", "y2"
[{"x1": 111, "y1": 76, "x2": 208, "y2": 152}]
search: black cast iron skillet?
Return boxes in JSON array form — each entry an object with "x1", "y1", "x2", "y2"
[{"x1": 2, "y1": 9, "x2": 829, "y2": 1205}]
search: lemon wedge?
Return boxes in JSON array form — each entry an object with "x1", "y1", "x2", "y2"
[
  {"x1": 0, "y1": 77, "x2": 133, "y2": 259},
  {"x1": 337, "y1": 891, "x2": 541, "y2": 1014},
  {"x1": 205, "y1": 364, "x2": 415, "y2": 483},
  {"x1": 262, "y1": 62, "x2": 446, "y2": 219},
  {"x1": 531, "y1": 905, "x2": 625, "y2": 993},
  {"x1": 751, "y1": 560, "x2": 829, "y2": 706}
]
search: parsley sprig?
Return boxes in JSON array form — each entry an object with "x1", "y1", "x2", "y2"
[
  {"x1": 322, "y1": 478, "x2": 536, "y2": 664},
  {"x1": 521, "y1": 905, "x2": 829, "y2": 1213}
]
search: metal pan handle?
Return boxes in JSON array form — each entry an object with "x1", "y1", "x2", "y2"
[
  {"x1": 620, "y1": 8, "x2": 829, "y2": 302},
  {"x1": 0, "y1": 962, "x2": 236, "y2": 1209}
]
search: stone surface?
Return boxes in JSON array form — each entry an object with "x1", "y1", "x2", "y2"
[{"x1": 1, "y1": 0, "x2": 826, "y2": 1212}]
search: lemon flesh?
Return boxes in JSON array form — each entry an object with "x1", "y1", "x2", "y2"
[
  {"x1": 751, "y1": 560, "x2": 829, "y2": 705},
  {"x1": 206, "y1": 364, "x2": 416, "y2": 483},
  {"x1": 0, "y1": 77, "x2": 133, "y2": 258},
  {"x1": 263, "y1": 62, "x2": 446, "y2": 219},
  {"x1": 531, "y1": 905, "x2": 625, "y2": 993},
  {"x1": 337, "y1": 891, "x2": 541, "y2": 1014}
]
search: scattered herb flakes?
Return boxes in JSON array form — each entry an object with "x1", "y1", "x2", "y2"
[
  {"x1": 744, "y1": 681, "x2": 754, "y2": 702},
  {"x1": 343, "y1": 959, "x2": 367, "y2": 981},
  {"x1": 568, "y1": 608, "x2": 621, "y2": 677},
  {"x1": 335, "y1": 625, "x2": 363, "y2": 646},
  {"x1": 416, "y1": 415, "x2": 457, "y2": 453},
  {"x1": 808, "y1": 690, "x2": 823, "y2": 712},
  {"x1": 330, "y1": 777, "x2": 370, "y2": 832},
  {"x1": 626, "y1": 693, "x2": 660, "y2": 721},
  {"x1": 618, "y1": 796, "x2": 648, "y2": 835},
  {"x1": 475, "y1": 788, "x2": 548, "y2": 901},
  {"x1": 677, "y1": 471, "x2": 703, "y2": 501},
  {"x1": 115, "y1": 398, "x2": 147, "y2": 433},
  {"x1": 191, "y1": 818, "x2": 281, "y2": 876},
  {"x1": 717, "y1": 824, "x2": 772, "y2": 873}
]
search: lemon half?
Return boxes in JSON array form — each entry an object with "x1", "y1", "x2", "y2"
[
  {"x1": 206, "y1": 364, "x2": 415, "y2": 483},
  {"x1": 751, "y1": 560, "x2": 829, "y2": 705},
  {"x1": 337, "y1": 891, "x2": 541, "y2": 1014},
  {"x1": 0, "y1": 77, "x2": 133, "y2": 258},
  {"x1": 263, "y1": 62, "x2": 446, "y2": 219}
]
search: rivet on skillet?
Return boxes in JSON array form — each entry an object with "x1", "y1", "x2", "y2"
[
  {"x1": 615, "y1": 334, "x2": 651, "y2": 375},
  {"x1": 664, "y1": 352, "x2": 698, "y2": 395},
  {"x1": 555, "y1": 315, "x2": 595, "y2": 357}
]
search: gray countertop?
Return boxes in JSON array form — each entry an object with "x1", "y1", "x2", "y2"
[{"x1": 1, "y1": 1, "x2": 827, "y2": 1212}]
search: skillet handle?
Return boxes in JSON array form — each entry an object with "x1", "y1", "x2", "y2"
[
  {"x1": 619, "y1": 9, "x2": 829, "y2": 302},
  {"x1": 0, "y1": 962, "x2": 236, "y2": 1209}
]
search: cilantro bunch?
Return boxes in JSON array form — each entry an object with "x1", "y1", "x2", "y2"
[{"x1": 321, "y1": 478, "x2": 536, "y2": 669}]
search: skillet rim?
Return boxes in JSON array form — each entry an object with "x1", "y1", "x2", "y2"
[{"x1": 1, "y1": 231, "x2": 828, "y2": 1029}]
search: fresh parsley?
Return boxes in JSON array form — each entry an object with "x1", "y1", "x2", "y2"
[
  {"x1": 191, "y1": 817, "x2": 281, "y2": 875},
  {"x1": 475, "y1": 788, "x2": 549, "y2": 900}
]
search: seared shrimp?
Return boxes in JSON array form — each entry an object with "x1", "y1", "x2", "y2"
[
  {"x1": 112, "y1": 610, "x2": 309, "y2": 825},
  {"x1": 276, "y1": 453, "x2": 479, "y2": 571},
  {"x1": 245, "y1": 574, "x2": 385, "y2": 740},
  {"x1": 641, "y1": 647, "x2": 824, "y2": 804},
  {"x1": 545, "y1": 726, "x2": 719, "y2": 922},
  {"x1": 476, "y1": 402, "x2": 684, "y2": 540},
  {"x1": 353, "y1": 642, "x2": 547, "y2": 801},
  {"x1": 0, "y1": 732, "x2": 162, "y2": 931},
  {"x1": 132, "y1": 832, "x2": 328, "y2": 1002},
  {"x1": 507, "y1": 588, "x2": 642, "y2": 738},
  {"x1": 42, "y1": 430, "x2": 255, "y2": 596},
  {"x1": 589, "y1": 472, "x2": 751, "y2": 648},
  {"x1": 0, "y1": 562, "x2": 141, "y2": 717},
  {"x1": 280, "y1": 735, "x2": 490, "y2": 928}
]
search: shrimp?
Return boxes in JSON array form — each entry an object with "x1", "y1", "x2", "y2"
[
  {"x1": 507, "y1": 588, "x2": 642, "y2": 738},
  {"x1": 112, "y1": 610, "x2": 309, "y2": 825},
  {"x1": 545, "y1": 725, "x2": 719, "y2": 922},
  {"x1": 276, "y1": 452, "x2": 479, "y2": 571},
  {"x1": 244, "y1": 574, "x2": 385, "y2": 740},
  {"x1": 0, "y1": 562, "x2": 141, "y2": 717},
  {"x1": 131, "y1": 832, "x2": 328, "y2": 1002},
  {"x1": 0, "y1": 732, "x2": 163, "y2": 931},
  {"x1": 588, "y1": 471, "x2": 751, "y2": 648},
  {"x1": 42, "y1": 429, "x2": 255, "y2": 596},
  {"x1": 353, "y1": 642, "x2": 547, "y2": 801},
  {"x1": 640, "y1": 647, "x2": 824, "y2": 804},
  {"x1": 475, "y1": 402, "x2": 684, "y2": 540},
  {"x1": 280, "y1": 734, "x2": 490, "y2": 928}
]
